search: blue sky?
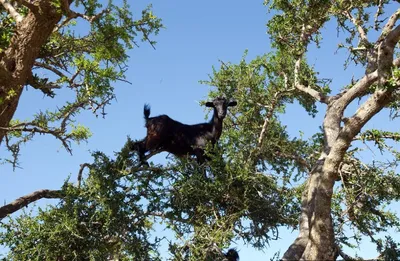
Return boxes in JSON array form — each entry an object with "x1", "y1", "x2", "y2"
[{"x1": 1, "y1": 1, "x2": 400, "y2": 260}]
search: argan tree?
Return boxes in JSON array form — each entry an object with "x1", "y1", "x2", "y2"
[
  {"x1": 0, "y1": 0, "x2": 162, "y2": 166},
  {"x1": 204, "y1": 0, "x2": 400, "y2": 260},
  {"x1": 2, "y1": 1, "x2": 400, "y2": 261}
]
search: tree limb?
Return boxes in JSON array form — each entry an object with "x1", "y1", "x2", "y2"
[
  {"x1": 354, "y1": 130, "x2": 400, "y2": 142},
  {"x1": 0, "y1": 0, "x2": 65, "y2": 145},
  {"x1": 282, "y1": 179, "x2": 310, "y2": 260},
  {"x1": 330, "y1": 88, "x2": 395, "y2": 172},
  {"x1": 336, "y1": 245, "x2": 358, "y2": 261},
  {"x1": 0, "y1": 0, "x2": 23, "y2": 23},
  {"x1": 294, "y1": 58, "x2": 329, "y2": 104},
  {"x1": 0, "y1": 189, "x2": 64, "y2": 220},
  {"x1": 384, "y1": 24, "x2": 400, "y2": 49},
  {"x1": 14, "y1": 0, "x2": 38, "y2": 13},
  {"x1": 34, "y1": 61, "x2": 67, "y2": 79},
  {"x1": 344, "y1": 10, "x2": 369, "y2": 43},
  {"x1": 374, "y1": 0, "x2": 385, "y2": 30},
  {"x1": 332, "y1": 70, "x2": 379, "y2": 114},
  {"x1": 77, "y1": 163, "x2": 92, "y2": 188},
  {"x1": 378, "y1": 8, "x2": 400, "y2": 42}
]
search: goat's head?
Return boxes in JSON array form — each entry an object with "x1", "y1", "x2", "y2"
[{"x1": 205, "y1": 97, "x2": 237, "y2": 119}]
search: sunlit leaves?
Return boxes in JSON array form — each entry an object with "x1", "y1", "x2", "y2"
[
  {"x1": 2, "y1": 0, "x2": 163, "y2": 166},
  {"x1": 0, "y1": 150, "x2": 162, "y2": 260},
  {"x1": 264, "y1": 0, "x2": 331, "y2": 54}
]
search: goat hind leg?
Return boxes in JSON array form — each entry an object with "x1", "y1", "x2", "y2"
[
  {"x1": 133, "y1": 139, "x2": 149, "y2": 166},
  {"x1": 194, "y1": 148, "x2": 208, "y2": 178}
]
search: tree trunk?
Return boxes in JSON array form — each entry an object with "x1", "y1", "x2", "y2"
[
  {"x1": 281, "y1": 180, "x2": 309, "y2": 260},
  {"x1": 0, "y1": 1, "x2": 64, "y2": 145},
  {"x1": 301, "y1": 164, "x2": 336, "y2": 260}
]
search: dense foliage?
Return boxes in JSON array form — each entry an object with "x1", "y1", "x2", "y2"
[
  {"x1": 2, "y1": 0, "x2": 400, "y2": 260},
  {"x1": 0, "y1": 0, "x2": 162, "y2": 167}
]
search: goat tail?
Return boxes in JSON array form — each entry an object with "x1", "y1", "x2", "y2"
[{"x1": 143, "y1": 104, "x2": 151, "y2": 121}]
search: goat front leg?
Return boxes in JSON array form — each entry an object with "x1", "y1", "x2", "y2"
[
  {"x1": 194, "y1": 148, "x2": 209, "y2": 178},
  {"x1": 194, "y1": 148, "x2": 206, "y2": 165},
  {"x1": 133, "y1": 139, "x2": 149, "y2": 166}
]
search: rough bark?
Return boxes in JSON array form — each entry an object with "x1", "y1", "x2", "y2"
[
  {"x1": 281, "y1": 180, "x2": 310, "y2": 260},
  {"x1": 283, "y1": 12, "x2": 400, "y2": 260},
  {"x1": 0, "y1": 1, "x2": 65, "y2": 145},
  {"x1": 0, "y1": 189, "x2": 64, "y2": 220}
]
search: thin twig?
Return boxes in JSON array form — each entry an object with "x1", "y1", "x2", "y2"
[
  {"x1": 34, "y1": 62, "x2": 67, "y2": 78},
  {"x1": 77, "y1": 163, "x2": 91, "y2": 188},
  {"x1": 374, "y1": 0, "x2": 384, "y2": 30}
]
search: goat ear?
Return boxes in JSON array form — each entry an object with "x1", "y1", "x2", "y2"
[
  {"x1": 228, "y1": 101, "x2": 237, "y2": 107},
  {"x1": 205, "y1": 102, "x2": 214, "y2": 107}
]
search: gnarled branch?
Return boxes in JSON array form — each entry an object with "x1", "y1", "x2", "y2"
[{"x1": 0, "y1": 189, "x2": 64, "y2": 220}]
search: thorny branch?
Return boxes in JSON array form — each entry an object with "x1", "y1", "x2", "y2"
[
  {"x1": 77, "y1": 163, "x2": 92, "y2": 188},
  {"x1": 354, "y1": 131, "x2": 400, "y2": 142},
  {"x1": 0, "y1": 152, "x2": 167, "y2": 220},
  {"x1": 294, "y1": 58, "x2": 329, "y2": 103},
  {"x1": 1, "y1": 101, "x2": 87, "y2": 154},
  {"x1": 374, "y1": 0, "x2": 385, "y2": 30},
  {"x1": 343, "y1": 10, "x2": 369, "y2": 43},
  {"x1": 33, "y1": 62, "x2": 67, "y2": 79},
  {"x1": 55, "y1": 2, "x2": 110, "y2": 32},
  {"x1": 293, "y1": 25, "x2": 331, "y2": 104}
]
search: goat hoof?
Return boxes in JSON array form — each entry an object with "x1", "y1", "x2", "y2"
[{"x1": 142, "y1": 161, "x2": 150, "y2": 167}]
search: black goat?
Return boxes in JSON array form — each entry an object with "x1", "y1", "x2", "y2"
[
  {"x1": 224, "y1": 248, "x2": 239, "y2": 261},
  {"x1": 133, "y1": 97, "x2": 237, "y2": 165}
]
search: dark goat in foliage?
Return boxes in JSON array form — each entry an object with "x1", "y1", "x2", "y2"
[
  {"x1": 133, "y1": 97, "x2": 237, "y2": 165},
  {"x1": 224, "y1": 248, "x2": 239, "y2": 261}
]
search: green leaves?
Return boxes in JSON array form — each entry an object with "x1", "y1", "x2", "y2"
[
  {"x1": 0, "y1": 149, "x2": 162, "y2": 260},
  {"x1": 265, "y1": 0, "x2": 331, "y2": 54},
  {"x1": 2, "y1": 1, "x2": 163, "y2": 166}
]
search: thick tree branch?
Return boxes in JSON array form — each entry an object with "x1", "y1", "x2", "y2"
[
  {"x1": 0, "y1": 0, "x2": 65, "y2": 145},
  {"x1": 282, "y1": 180, "x2": 310, "y2": 260},
  {"x1": 0, "y1": 0, "x2": 23, "y2": 23},
  {"x1": 294, "y1": 58, "x2": 329, "y2": 103},
  {"x1": 384, "y1": 24, "x2": 400, "y2": 49},
  {"x1": 14, "y1": 0, "x2": 38, "y2": 13},
  {"x1": 378, "y1": 8, "x2": 400, "y2": 42},
  {"x1": 0, "y1": 189, "x2": 64, "y2": 220},
  {"x1": 326, "y1": 71, "x2": 379, "y2": 139},
  {"x1": 328, "y1": 88, "x2": 395, "y2": 178}
]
